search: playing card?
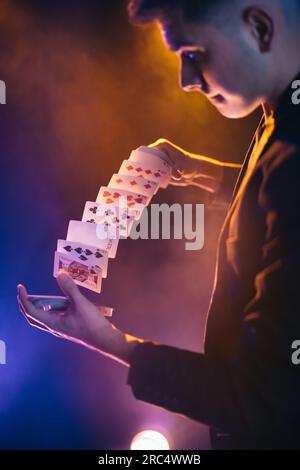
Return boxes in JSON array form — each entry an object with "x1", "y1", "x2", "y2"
[
  {"x1": 96, "y1": 187, "x2": 148, "y2": 219},
  {"x1": 53, "y1": 251, "x2": 103, "y2": 293},
  {"x1": 66, "y1": 220, "x2": 119, "y2": 258},
  {"x1": 27, "y1": 295, "x2": 69, "y2": 314},
  {"x1": 118, "y1": 159, "x2": 172, "y2": 189},
  {"x1": 57, "y1": 239, "x2": 108, "y2": 277},
  {"x1": 26, "y1": 295, "x2": 114, "y2": 316},
  {"x1": 129, "y1": 145, "x2": 174, "y2": 167},
  {"x1": 108, "y1": 173, "x2": 159, "y2": 197},
  {"x1": 82, "y1": 202, "x2": 136, "y2": 238}
]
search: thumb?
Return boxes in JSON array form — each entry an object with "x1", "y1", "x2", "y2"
[{"x1": 56, "y1": 272, "x2": 83, "y2": 304}]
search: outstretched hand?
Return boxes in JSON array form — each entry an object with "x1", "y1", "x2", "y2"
[{"x1": 17, "y1": 273, "x2": 118, "y2": 354}]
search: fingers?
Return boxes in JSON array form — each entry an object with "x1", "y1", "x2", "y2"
[
  {"x1": 189, "y1": 181, "x2": 216, "y2": 193},
  {"x1": 17, "y1": 295, "x2": 39, "y2": 327},
  {"x1": 171, "y1": 168, "x2": 185, "y2": 181},
  {"x1": 56, "y1": 272, "x2": 83, "y2": 304},
  {"x1": 18, "y1": 298, "x2": 63, "y2": 338},
  {"x1": 17, "y1": 294, "x2": 51, "y2": 331},
  {"x1": 17, "y1": 284, "x2": 60, "y2": 331},
  {"x1": 169, "y1": 175, "x2": 218, "y2": 193},
  {"x1": 18, "y1": 298, "x2": 53, "y2": 333},
  {"x1": 17, "y1": 284, "x2": 40, "y2": 318},
  {"x1": 147, "y1": 139, "x2": 176, "y2": 165},
  {"x1": 17, "y1": 283, "x2": 28, "y2": 302},
  {"x1": 169, "y1": 180, "x2": 190, "y2": 187}
]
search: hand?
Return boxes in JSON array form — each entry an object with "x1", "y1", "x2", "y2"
[
  {"x1": 17, "y1": 272, "x2": 137, "y2": 365},
  {"x1": 148, "y1": 138, "x2": 224, "y2": 193}
]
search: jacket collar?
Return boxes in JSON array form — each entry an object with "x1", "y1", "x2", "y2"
[{"x1": 272, "y1": 70, "x2": 300, "y2": 145}]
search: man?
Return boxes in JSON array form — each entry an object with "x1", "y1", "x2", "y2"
[{"x1": 18, "y1": 0, "x2": 300, "y2": 449}]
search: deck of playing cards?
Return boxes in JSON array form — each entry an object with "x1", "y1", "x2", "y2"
[
  {"x1": 53, "y1": 146, "x2": 173, "y2": 295},
  {"x1": 27, "y1": 295, "x2": 114, "y2": 316}
]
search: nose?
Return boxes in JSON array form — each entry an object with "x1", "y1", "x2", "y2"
[{"x1": 180, "y1": 55, "x2": 209, "y2": 94}]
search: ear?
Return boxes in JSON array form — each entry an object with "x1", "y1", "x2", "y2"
[{"x1": 243, "y1": 7, "x2": 274, "y2": 53}]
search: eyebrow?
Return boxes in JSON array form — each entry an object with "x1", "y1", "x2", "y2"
[
  {"x1": 161, "y1": 27, "x2": 194, "y2": 52},
  {"x1": 166, "y1": 38, "x2": 195, "y2": 52}
]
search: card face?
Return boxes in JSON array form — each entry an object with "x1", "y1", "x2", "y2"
[
  {"x1": 108, "y1": 173, "x2": 159, "y2": 197},
  {"x1": 53, "y1": 251, "x2": 103, "y2": 293},
  {"x1": 96, "y1": 187, "x2": 147, "y2": 219},
  {"x1": 129, "y1": 146, "x2": 174, "y2": 168},
  {"x1": 57, "y1": 239, "x2": 108, "y2": 277},
  {"x1": 82, "y1": 202, "x2": 135, "y2": 238},
  {"x1": 118, "y1": 159, "x2": 172, "y2": 189},
  {"x1": 66, "y1": 220, "x2": 119, "y2": 258}
]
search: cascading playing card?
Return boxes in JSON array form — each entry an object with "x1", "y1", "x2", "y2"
[
  {"x1": 82, "y1": 202, "x2": 136, "y2": 238},
  {"x1": 50, "y1": 145, "x2": 169, "y2": 296},
  {"x1": 53, "y1": 251, "x2": 103, "y2": 293},
  {"x1": 57, "y1": 239, "x2": 109, "y2": 277},
  {"x1": 129, "y1": 145, "x2": 174, "y2": 167},
  {"x1": 118, "y1": 159, "x2": 172, "y2": 189},
  {"x1": 96, "y1": 187, "x2": 148, "y2": 219},
  {"x1": 108, "y1": 173, "x2": 159, "y2": 197},
  {"x1": 66, "y1": 220, "x2": 119, "y2": 258}
]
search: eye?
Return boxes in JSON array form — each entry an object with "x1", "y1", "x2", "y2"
[{"x1": 182, "y1": 50, "x2": 202, "y2": 62}]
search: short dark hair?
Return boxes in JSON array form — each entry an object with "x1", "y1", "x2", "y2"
[{"x1": 128, "y1": 0, "x2": 219, "y2": 24}]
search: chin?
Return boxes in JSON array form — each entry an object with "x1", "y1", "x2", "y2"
[
  {"x1": 218, "y1": 108, "x2": 252, "y2": 119},
  {"x1": 216, "y1": 100, "x2": 261, "y2": 119}
]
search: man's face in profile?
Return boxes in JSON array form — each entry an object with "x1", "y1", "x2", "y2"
[{"x1": 158, "y1": 7, "x2": 271, "y2": 119}]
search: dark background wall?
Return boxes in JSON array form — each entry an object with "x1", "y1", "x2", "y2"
[{"x1": 0, "y1": 0, "x2": 260, "y2": 449}]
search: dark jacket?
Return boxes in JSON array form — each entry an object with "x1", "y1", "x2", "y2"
[{"x1": 126, "y1": 73, "x2": 300, "y2": 449}]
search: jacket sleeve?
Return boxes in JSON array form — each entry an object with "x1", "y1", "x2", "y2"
[{"x1": 126, "y1": 143, "x2": 300, "y2": 436}]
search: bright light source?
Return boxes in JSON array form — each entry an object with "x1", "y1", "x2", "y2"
[{"x1": 130, "y1": 430, "x2": 170, "y2": 450}]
